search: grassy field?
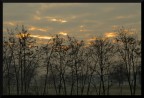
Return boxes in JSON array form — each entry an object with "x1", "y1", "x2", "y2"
[
  {"x1": 31, "y1": 85, "x2": 141, "y2": 95},
  {"x1": 5, "y1": 85, "x2": 141, "y2": 95}
]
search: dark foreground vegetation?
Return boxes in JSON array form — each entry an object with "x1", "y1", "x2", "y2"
[{"x1": 3, "y1": 25, "x2": 141, "y2": 95}]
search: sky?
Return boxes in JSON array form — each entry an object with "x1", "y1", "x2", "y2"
[{"x1": 3, "y1": 3, "x2": 141, "y2": 44}]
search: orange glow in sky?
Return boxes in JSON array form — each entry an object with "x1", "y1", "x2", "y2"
[{"x1": 104, "y1": 32, "x2": 117, "y2": 38}]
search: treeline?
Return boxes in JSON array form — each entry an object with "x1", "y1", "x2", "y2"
[{"x1": 3, "y1": 25, "x2": 141, "y2": 95}]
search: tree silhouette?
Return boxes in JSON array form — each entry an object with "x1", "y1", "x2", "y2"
[
  {"x1": 115, "y1": 26, "x2": 141, "y2": 95},
  {"x1": 3, "y1": 25, "x2": 141, "y2": 95}
]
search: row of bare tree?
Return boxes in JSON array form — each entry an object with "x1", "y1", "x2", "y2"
[{"x1": 3, "y1": 25, "x2": 141, "y2": 95}]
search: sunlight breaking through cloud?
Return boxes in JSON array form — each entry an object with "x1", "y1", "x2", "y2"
[
  {"x1": 51, "y1": 18, "x2": 57, "y2": 22},
  {"x1": 61, "y1": 20, "x2": 67, "y2": 23},
  {"x1": 30, "y1": 34, "x2": 53, "y2": 40},
  {"x1": 85, "y1": 37, "x2": 97, "y2": 47},
  {"x1": 38, "y1": 36, "x2": 53, "y2": 39},
  {"x1": 3, "y1": 3, "x2": 141, "y2": 46},
  {"x1": 104, "y1": 32, "x2": 117, "y2": 38},
  {"x1": 16, "y1": 33, "x2": 29, "y2": 39},
  {"x1": 38, "y1": 28, "x2": 48, "y2": 32},
  {"x1": 50, "y1": 18, "x2": 67, "y2": 23},
  {"x1": 59, "y1": 32, "x2": 67, "y2": 36}
]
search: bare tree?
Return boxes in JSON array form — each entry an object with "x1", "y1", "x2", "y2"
[
  {"x1": 89, "y1": 37, "x2": 115, "y2": 95},
  {"x1": 3, "y1": 25, "x2": 140, "y2": 95},
  {"x1": 115, "y1": 27, "x2": 141, "y2": 95},
  {"x1": 3, "y1": 25, "x2": 41, "y2": 95},
  {"x1": 3, "y1": 29, "x2": 20, "y2": 95}
]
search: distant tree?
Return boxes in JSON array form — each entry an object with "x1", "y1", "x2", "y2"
[
  {"x1": 111, "y1": 63, "x2": 127, "y2": 84},
  {"x1": 110, "y1": 63, "x2": 127, "y2": 94}
]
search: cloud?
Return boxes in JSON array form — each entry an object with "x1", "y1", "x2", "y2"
[
  {"x1": 104, "y1": 32, "x2": 117, "y2": 38},
  {"x1": 79, "y1": 29, "x2": 94, "y2": 32},
  {"x1": 4, "y1": 21, "x2": 24, "y2": 26},
  {"x1": 28, "y1": 26, "x2": 49, "y2": 32},
  {"x1": 50, "y1": 18, "x2": 67, "y2": 23},
  {"x1": 39, "y1": 3, "x2": 83, "y2": 11},
  {"x1": 59, "y1": 32, "x2": 67, "y2": 36},
  {"x1": 115, "y1": 14, "x2": 137, "y2": 20},
  {"x1": 30, "y1": 34, "x2": 54, "y2": 40},
  {"x1": 3, "y1": 3, "x2": 141, "y2": 42},
  {"x1": 83, "y1": 37, "x2": 97, "y2": 46},
  {"x1": 5, "y1": 22, "x2": 15, "y2": 26},
  {"x1": 38, "y1": 36, "x2": 53, "y2": 40},
  {"x1": 123, "y1": 29, "x2": 136, "y2": 35}
]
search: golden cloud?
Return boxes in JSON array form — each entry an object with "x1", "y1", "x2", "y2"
[
  {"x1": 80, "y1": 29, "x2": 93, "y2": 32},
  {"x1": 30, "y1": 34, "x2": 54, "y2": 40},
  {"x1": 16, "y1": 33, "x2": 29, "y2": 39},
  {"x1": 28, "y1": 27, "x2": 37, "y2": 31},
  {"x1": 4, "y1": 21, "x2": 23, "y2": 26},
  {"x1": 50, "y1": 18, "x2": 67, "y2": 23},
  {"x1": 28, "y1": 26, "x2": 48, "y2": 32},
  {"x1": 38, "y1": 36, "x2": 53, "y2": 40},
  {"x1": 51, "y1": 18, "x2": 57, "y2": 22},
  {"x1": 38, "y1": 28, "x2": 47, "y2": 32},
  {"x1": 30, "y1": 34, "x2": 40, "y2": 38},
  {"x1": 61, "y1": 20, "x2": 67, "y2": 23},
  {"x1": 4, "y1": 22, "x2": 15, "y2": 26},
  {"x1": 84, "y1": 37, "x2": 97, "y2": 47},
  {"x1": 115, "y1": 15, "x2": 135, "y2": 19},
  {"x1": 59, "y1": 32, "x2": 67, "y2": 36},
  {"x1": 104, "y1": 32, "x2": 117, "y2": 38},
  {"x1": 45, "y1": 16, "x2": 68, "y2": 23},
  {"x1": 8, "y1": 22, "x2": 15, "y2": 26}
]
